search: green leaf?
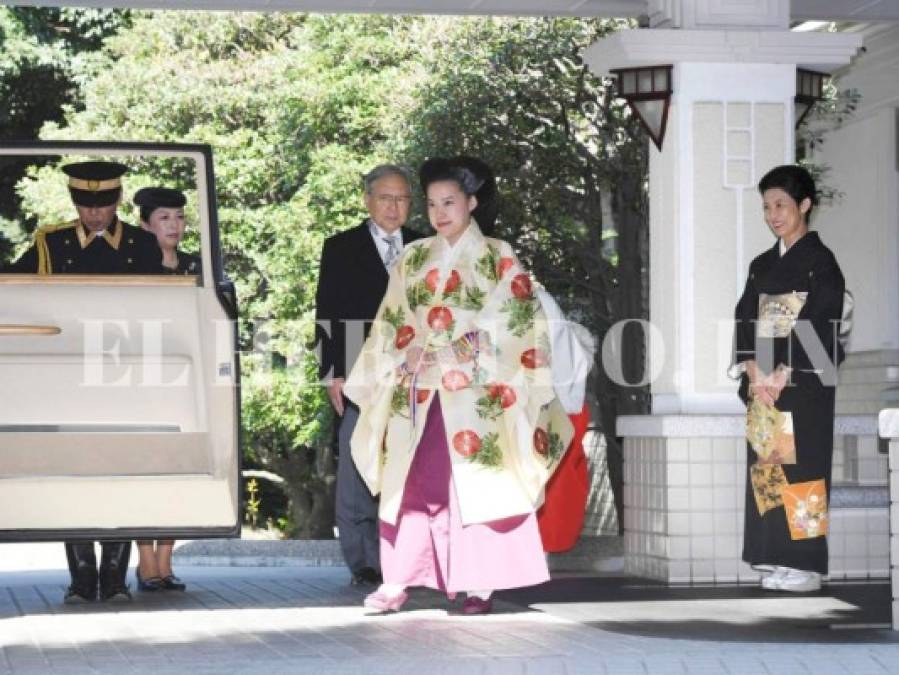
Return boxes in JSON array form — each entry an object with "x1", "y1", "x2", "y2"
[
  {"x1": 468, "y1": 432, "x2": 503, "y2": 468},
  {"x1": 461, "y1": 285, "x2": 486, "y2": 310},
  {"x1": 475, "y1": 244, "x2": 501, "y2": 283},
  {"x1": 390, "y1": 386, "x2": 410, "y2": 418},
  {"x1": 475, "y1": 392, "x2": 504, "y2": 420},
  {"x1": 501, "y1": 296, "x2": 538, "y2": 338},
  {"x1": 404, "y1": 243, "x2": 430, "y2": 275},
  {"x1": 547, "y1": 422, "x2": 565, "y2": 463},
  {"x1": 383, "y1": 305, "x2": 404, "y2": 330},
  {"x1": 406, "y1": 280, "x2": 432, "y2": 311}
]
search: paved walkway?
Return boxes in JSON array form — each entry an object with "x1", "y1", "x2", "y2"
[{"x1": 1, "y1": 546, "x2": 898, "y2": 674}]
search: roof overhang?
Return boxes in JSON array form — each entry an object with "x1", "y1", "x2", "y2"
[
  {"x1": 792, "y1": 0, "x2": 899, "y2": 23},
  {"x1": 586, "y1": 28, "x2": 864, "y2": 75},
  {"x1": 0, "y1": 0, "x2": 647, "y2": 16},
  {"x1": 4, "y1": 0, "x2": 898, "y2": 24}
]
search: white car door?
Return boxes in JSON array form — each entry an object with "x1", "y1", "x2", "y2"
[{"x1": 0, "y1": 141, "x2": 241, "y2": 541}]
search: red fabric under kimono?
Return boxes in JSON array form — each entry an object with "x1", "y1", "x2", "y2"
[{"x1": 537, "y1": 405, "x2": 590, "y2": 553}]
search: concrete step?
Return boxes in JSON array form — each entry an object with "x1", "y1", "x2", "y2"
[
  {"x1": 172, "y1": 535, "x2": 627, "y2": 574},
  {"x1": 837, "y1": 382, "x2": 899, "y2": 401},
  {"x1": 842, "y1": 350, "x2": 899, "y2": 368},
  {"x1": 837, "y1": 365, "x2": 899, "y2": 386},
  {"x1": 548, "y1": 535, "x2": 624, "y2": 574}
]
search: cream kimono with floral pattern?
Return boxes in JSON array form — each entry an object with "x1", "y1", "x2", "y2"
[{"x1": 343, "y1": 221, "x2": 574, "y2": 526}]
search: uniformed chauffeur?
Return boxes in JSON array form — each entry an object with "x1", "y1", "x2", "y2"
[
  {"x1": 7, "y1": 161, "x2": 164, "y2": 603},
  {"x1": 7, "y1": 161, "x2": 162, "y2": 275}
]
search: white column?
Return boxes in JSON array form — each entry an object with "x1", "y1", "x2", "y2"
[
  {"x1": 585, "y1": 23, "x2": 865, "y2": 586},
  {"x1": 646, "y1": 0, "x2": 789, "y2": 30},
  {"x1": 812, "y1": 25, "x2": 899, "y2": 415},
  {"x1": 585, "y1": 29, "x2": 861, "y2": 415}
]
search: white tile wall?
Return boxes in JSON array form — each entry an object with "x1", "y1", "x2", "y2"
[
  {"x1": 624, "y1": 433, "x2": 890, "y2": 586},
  {"x1": 890, "y1": 439, "x2": 899, "y2": 629},
  {"x1": 580, "y1": 430, "x2": 619, "y2": 537}
]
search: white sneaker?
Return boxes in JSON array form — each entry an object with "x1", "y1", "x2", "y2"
[
  {"x1": 753, "y1": 564, "x2": 777, "y2": 576},
  {"x1": 778, "y1": 568, "x2": 821, "y2": 593},
  {"x1": 760, "y1": 566, "x2": 789, "y2": 590}
]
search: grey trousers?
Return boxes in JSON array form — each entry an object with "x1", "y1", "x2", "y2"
[{"x1": 335, "y1": 402, "x2": 380, "y2": 574}]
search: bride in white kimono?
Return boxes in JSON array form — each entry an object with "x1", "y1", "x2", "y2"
[{"x1": 343, "y1": 158, "x2": 574, "y2": 614}]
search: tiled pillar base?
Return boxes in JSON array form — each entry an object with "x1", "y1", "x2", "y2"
[
  {"x1": 622, "y1": 434, "x2": 751, "y2": 584},
  {"x1": 620, "y1": 414, "x2": 883, "y2": 585},
  {"x1": 879, "y1": 409, "x2": 899, "y2": 630}
]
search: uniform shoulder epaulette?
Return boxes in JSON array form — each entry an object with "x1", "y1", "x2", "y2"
[
  {"x1": 33, "y1": 219, "x2": 78, "y2": 274},
  {"x1": 34, "y1": 219, "x2": 78, "y2": 237}
]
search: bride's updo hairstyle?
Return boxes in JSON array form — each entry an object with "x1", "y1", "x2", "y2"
[{"x1": 419, "y1": 156, "x2": 498, "y2": 235}]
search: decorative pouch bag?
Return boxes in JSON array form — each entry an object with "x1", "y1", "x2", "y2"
[
  {"x1": 750, "y1": 463, "x2": 787, "y2": 516},
  {"x1": 782, "y1": 478, "x2": 828, "y2": 540},
  {"x1": 746, "y1": 398, "x2": 796, "y2": 465}
]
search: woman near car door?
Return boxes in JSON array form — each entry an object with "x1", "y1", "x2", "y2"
[{"x1": 132, "y1": 185, "x2": 198, "y2": 592}]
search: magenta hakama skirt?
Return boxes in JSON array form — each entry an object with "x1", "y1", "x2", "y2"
[{"x1": 379, "y1": 396, "x2": 549, "y2": 593}]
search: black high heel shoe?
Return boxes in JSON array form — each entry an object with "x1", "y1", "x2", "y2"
[
  {"x1": 160, "y1": 574, "x2": 186, "y2": 591},
  {"x1": 135, "y1": 568, "x2": 163, "y2": 592}
]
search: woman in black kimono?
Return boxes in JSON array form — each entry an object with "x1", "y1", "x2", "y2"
[{"x1": 732, "y1": 165, "x2": 845, "y2": 593}]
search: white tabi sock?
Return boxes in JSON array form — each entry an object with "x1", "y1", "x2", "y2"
[
  {"x1": 378, "y1": 584, "x2": 406, "y2": 597},
  {"x1": 468, "y1": 589, "x2": 493, "y2": 600}
]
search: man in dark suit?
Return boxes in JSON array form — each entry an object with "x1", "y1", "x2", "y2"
[
  {"x1": 315, "y1": 165, "x2": 423, "y2": 585},
  {"x1": 6, "y1": 160, "x2": 163, "y2": 603}
]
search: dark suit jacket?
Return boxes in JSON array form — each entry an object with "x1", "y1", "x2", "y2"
[{"x1": 315, "y1": 220, "x2": 423, "y2": 381}]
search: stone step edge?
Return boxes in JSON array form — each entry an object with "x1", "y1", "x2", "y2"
[{"x1": 173, "y1": 535, "x2": 625, "y2": 571}]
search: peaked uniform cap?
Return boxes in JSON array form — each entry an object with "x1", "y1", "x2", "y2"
[{"x1": 63, "y1": 161, "x2": 128, "y2": 208}]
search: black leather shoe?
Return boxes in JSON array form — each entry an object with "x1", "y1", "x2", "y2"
[
  {"x1": 99, "y1": 541, "x2": 131, "y2": 601},
  {"x1": 64, "y1": 542, "x2": 98, "y2": 603},
  {"x1": 351, "y1": 567, "x2": 383, "y2": 586},
  {"x1": 63, "y1": 585, "x2": 96, "y2": 604},
  {"x1": 100, "y1": 583, "x2": 132, "y2": 602},
  {"x1": 136, "y1": 569, "x2": 163, "y2": 592},
  {"x1": 160, "y1": 574, "x2": 186, "y2": 591}
]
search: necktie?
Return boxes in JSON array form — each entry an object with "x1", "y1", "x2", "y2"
[{"x1": 382, "y1": 235, "x2": 400, "y2": 269}]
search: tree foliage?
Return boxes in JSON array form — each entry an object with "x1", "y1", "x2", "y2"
[
  {"x1": 0, "y1": 7, "x2": 131, "y2": 257},
  {"x1": 797, "y1": 84, "x2": 861, "y2": 205},
  {"x1": 399, "y1": 17, "x2": 649, "y2": 526},
  {"x1": 11, "y1": 11, "x2": 433, "y2": 537},
  {"x1": 4, "y1": 12, "x2": 647, "y2": 535}
]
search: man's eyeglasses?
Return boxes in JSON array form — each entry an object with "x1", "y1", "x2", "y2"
[{"x1": 374, "y1": 194, "x2": 412, "y2": 207}]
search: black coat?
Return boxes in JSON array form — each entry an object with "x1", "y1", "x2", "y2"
[
  {"x1": 315, "y1": 220, "x2": 423, "y2": 381},
  {"x1": 734, "y1": 231, "x2": 845, "y2": 574},
  {"x1": 6, "y1": 218, "x2": 162, "y2": 274},
  {"x1": 161, "y1": 251, "x2": 202, "y2": 275}
]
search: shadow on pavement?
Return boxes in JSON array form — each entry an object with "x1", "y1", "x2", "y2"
[
  {"x1": 0, "y1": 567, "x2": 535, "y2": 619},
  {"x1": 499, "y1": 576, "x2": 899, "y2": 644}
]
